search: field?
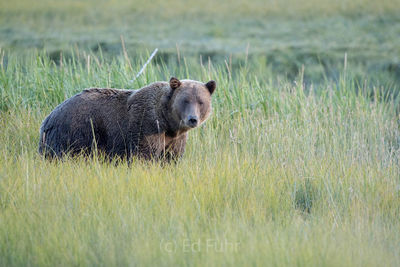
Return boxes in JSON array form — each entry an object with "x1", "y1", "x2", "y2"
[{"x1": 1, "y1": 0, "x2": 400, "y2": 266}]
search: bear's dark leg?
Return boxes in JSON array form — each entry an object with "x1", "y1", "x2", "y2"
[{"x1": 164, "y1": 134, "x2": 187, "y2": 163}]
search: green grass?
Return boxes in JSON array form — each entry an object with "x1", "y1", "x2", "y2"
[
  {"x1": 1, "y1": 0, "x2": 400, "y2": 266},
  {"x1": 1, "y1": 0, "x2": 400, "y2": 86},
  {"x1": 0, "y1": 50, "x2": 400, "y2": 266}
]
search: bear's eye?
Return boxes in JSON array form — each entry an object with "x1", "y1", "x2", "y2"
[
  {"x1": 198, "y1": 101, "x2": 204, "y2": 106},
  {"x1": 183, "y1": 99, "x2": 190, "y2": 105}
]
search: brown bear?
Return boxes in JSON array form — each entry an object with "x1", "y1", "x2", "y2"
[{"x1": 38, "y1": 77, "x2": 216, "y2": 161}]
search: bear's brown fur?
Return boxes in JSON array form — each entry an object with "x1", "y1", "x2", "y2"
[{"x1": 38, "y1": 77, "x2": 216, "y2": 161}]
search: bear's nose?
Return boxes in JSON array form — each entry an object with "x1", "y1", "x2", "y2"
[{"x1": 187, "y1": 115, "x2": 198, "y2": 127}]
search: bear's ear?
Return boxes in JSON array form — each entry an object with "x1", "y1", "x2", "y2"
[
  {"x1": 170, "y1": 77, "x2": 181, "y2": 90},
  {"x1": 205, "y1": 80, "x2": 216, "y2": 95}
]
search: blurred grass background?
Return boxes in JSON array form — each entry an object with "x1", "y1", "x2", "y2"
[
  {"x1": 1, "y1": 0, "x2": 400, "y2": 85},
  {"x1": 1, "y1": 0, "x2": 400, "y2": 266}
]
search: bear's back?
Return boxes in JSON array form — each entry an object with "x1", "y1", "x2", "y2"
[
  {"x1": 39, "y1": 88, "x2": 135, "y2": 157},
  {"x1": 41, "y1": 88, "x2": 133, "y2": 131}
]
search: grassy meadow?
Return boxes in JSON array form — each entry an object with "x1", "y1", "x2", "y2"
[{"x1": 1, "y1": 0, "x2": 400, "y2": 266}]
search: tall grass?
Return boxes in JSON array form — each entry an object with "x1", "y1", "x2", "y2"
[{"x1": 0, "y1": 50, "x2": 399, "y2": 266}]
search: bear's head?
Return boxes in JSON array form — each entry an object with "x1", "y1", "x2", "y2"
[{"x1": 168, "y1": 77, "x2": 216, "y2": 131}]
